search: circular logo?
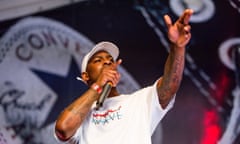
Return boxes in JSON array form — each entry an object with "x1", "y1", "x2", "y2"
[
  {"x1": 219, "y1": 38, "x2": 240, "y2": 71},
  {"x1": 0, "y1": 17, "x2": 140, "y2": 143},
  {"x1": 169, "y1": 0, "x2": 215, "y2": 23}
]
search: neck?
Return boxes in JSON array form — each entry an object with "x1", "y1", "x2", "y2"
[{"x1": 108, "y1": 87, "x2": 119, "y2": 98}]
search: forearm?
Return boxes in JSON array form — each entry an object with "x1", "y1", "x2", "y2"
[
  {"x1": 55, "y1": 88, "x2": 99, "y2": 141},
  {"x1": 157, "y1": 44, "x2": 185, "y2": 108}
]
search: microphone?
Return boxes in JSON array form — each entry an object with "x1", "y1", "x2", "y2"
[{"x1": 95, "y1": 82, "x2": 112, "y2": 110}]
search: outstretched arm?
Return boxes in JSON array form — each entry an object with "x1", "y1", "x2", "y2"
[{"x1": 157, "y1": 9, "x2": 194, "y2": 108}]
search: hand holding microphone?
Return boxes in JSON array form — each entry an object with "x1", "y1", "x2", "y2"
[{"x1": 95, "y1": 59, "x2": 122, "y2": 110}]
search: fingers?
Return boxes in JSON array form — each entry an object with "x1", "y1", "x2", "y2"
[
  {"x1": 111, "y1": 59, "x2": 122, "y2": 86},
  {"x1": 111, "y1": 71, "x2": 121, "y2": 87},
  {"x1": 178, "y1": 9, "x2": 194, "y2": 25},
  {"x1": 164, "y1": 9, "x2": 193, "y2": 30},
  {"x1": 116, "y1": 59, "x2": 122, "y2": 67},
  {"x1": 110, "y1": 58, "x2": 122, "y2": 71},
  {"x1": 164, "y1": 15, "x2": 172, "y2": 29},
  {"x1": 103, "y1": 69, "x2": 120, "y2": 87},
  {"x1": 101, "y1": 59, "x2": 122, "y2": 87},
  {"x1": 178, "y1": 9, "x2": 193, "y2": 40},
  {"x1": 184, "y1": 25, "x2": 191, "y2": 34}
]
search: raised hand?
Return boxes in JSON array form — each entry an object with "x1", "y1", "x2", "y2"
[{"x1": 164, "y1": 9, "x2": 194, "y2": 48}]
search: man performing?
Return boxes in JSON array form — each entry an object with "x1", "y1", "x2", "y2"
[{"x1": 55, "y1": 9, "x2": 194, "y2": 144}]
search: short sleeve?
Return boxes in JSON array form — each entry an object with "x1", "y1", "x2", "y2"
[{"x1": 149, "y1": 80, "x2": 176, "y2": 134}]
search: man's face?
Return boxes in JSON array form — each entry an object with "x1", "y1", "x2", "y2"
[{"x1": 85, "y1": 50, "x2": 115, "y2": 84}]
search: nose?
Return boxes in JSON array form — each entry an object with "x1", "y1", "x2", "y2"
[{"x1": 103, "y1": 59, "x2": 113, "y2": 65}]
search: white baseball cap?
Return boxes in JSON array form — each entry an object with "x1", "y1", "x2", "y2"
[{"x1": 81, "y1": 41, "x2": 119, "y2": 73}]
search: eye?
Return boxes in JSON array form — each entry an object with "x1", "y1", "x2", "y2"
[
  {"x1": 93, "y1": 59, "x2": 101, "y2": 63},
  {"x1": 110, "y1": 58, "x2": 114, "y2": 63}
]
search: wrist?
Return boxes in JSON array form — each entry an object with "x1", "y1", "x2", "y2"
[
  {"x1": 91, "y1": 83, "x2": 102, "y2": 94},
  {"x1": 170, "y1": 43, "x2": 185, "y2": 53}
]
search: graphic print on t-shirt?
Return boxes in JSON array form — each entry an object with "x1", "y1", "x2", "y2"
[{"x1": 92, "y1": 106, "x2": 122, "y2": 125}]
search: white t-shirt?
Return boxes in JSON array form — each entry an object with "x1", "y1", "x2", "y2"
[{"x1": 57, "y1": 81, "x2": 175, "y2": 144}]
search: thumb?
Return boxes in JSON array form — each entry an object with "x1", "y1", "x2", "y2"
[
  {"x1": 164, "y1": 15, "x2": 172, "y2": 29},
  {"x1": 116, "y1": 59, "x2": 122, "y2": 66},
  {"x1": 112, "y1": 59, "x2": 122, "y2": 70}
]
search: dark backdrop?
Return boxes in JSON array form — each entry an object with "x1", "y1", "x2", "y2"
[{"x1": 0, "y1": 1, "x2": 240, "y2": 144}]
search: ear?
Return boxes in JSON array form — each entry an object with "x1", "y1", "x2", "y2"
[{"x1": 81, "y1": 72, "x2": 89, "y2": 83}]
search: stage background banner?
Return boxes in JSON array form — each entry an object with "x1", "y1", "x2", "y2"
[{"x1": 0, "y1": 1, "x2": 240, "y2": 144}]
